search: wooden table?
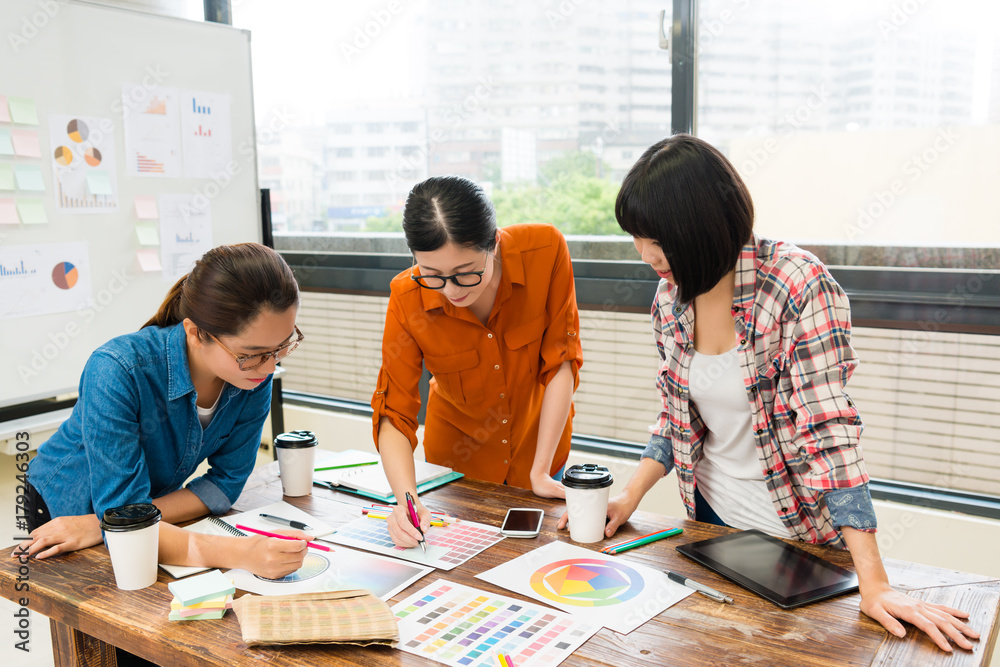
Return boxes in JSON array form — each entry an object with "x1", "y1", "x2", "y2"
[{"x1": 2, "y1": 464, "x2": 998, "y2": 666}]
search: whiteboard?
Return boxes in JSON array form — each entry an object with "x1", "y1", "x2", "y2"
[{"x1": 0, "y1": 0, "x2": 259, "y2": 408}]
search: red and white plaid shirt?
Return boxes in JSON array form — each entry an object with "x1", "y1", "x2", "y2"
[{"x1": 648, "y1": 235, "x2": 870, "y2": 547}]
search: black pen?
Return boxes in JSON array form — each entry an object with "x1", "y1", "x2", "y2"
[
  {"x1": 666, "y1": 570, "x2": 733, "y2": 603},
  {"x1": 259, "y1": 513, "x2": 313, "y2": 531}
]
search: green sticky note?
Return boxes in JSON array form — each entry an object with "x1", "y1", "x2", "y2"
[
  {"x1": 87, "y1": 170, "x2": 112, "y2": 195},
  {"x1": 136, "y1": 220, "x2": 159, "y2": 246},
  {"x1": 15, "y1": 164, "x2": 44, "y2": 191},
  {"x1": 0, "y1": 163, "x2": 14, "y2": 191},
  {"x1": 8, "y1": 97, "x2": 38, "y2": 125},
  {"x1": 16, "y1": 198, "x2": 47, "y2": 224},
  {"x1": 0, "y1": 129, "x2": 13, "y2": 156}
]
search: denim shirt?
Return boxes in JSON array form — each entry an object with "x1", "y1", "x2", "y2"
[{"x1": 28, "y1": 322, "x2": 272, "y2": 521}]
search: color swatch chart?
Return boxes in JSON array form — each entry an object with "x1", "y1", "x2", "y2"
[
  {"x1": 327, "y1": 516, "x2": 504, "y2": 571},
  {"x1": 393, "y1": 581, "x2": 598, "y2": 667}
]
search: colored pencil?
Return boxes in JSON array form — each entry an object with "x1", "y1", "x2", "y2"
[
  {"x1": 314, "y1": 460, "x2": 379, "y2": 472},
  {"x1": 234, "y1": 524, "x2": 333, "y2": 552},
  {"x1": 601, "y1": 527, "x2": 683, "y2": 554}
]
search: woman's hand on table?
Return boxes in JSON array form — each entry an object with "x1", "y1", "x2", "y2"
[
  {"x1": 860, "y1": 584, "x2": 980, "y2": 652},
  {"x1": 530, "y1": 471, "x2": 565, "y2": 499},
  {"x1": 386, "y1": 499, "x2": 431, "y2": 548},
  {"x1": 16, "y1": 514, "x2": 103, "y2": 559}
]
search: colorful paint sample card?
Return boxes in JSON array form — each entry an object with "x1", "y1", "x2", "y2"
[
  {"x1": 326, "y1": 515, "x2": 504, "y2": 571},
  {"x1": 392, "y1": 580, "x2": 599, "y2": 667},
  {"x1": 476, "y1": 541, "x2": 692, "y2": 634}
]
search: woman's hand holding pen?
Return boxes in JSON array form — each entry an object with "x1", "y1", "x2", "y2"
[
  {"x1": 386, "y1": 496, "x2": 431, "y2": 548},
  {"x1": 238, "y1": 529, "x2": 311, "y2": 579}
]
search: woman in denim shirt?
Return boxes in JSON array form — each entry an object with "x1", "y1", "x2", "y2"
[
  {"x1": 24, "y1": 243, "x2": 309, "y2": 579},
  {"x1": 559, "y1": 135, "x2": 978, "y2": 653}
]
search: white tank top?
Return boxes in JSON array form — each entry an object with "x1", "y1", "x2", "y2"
[
  {"x1": 688, "y1": 347, "x2": 791, "y2": 538},
  {"x1": 197, "y1": 389, "x2": 222, "y2": 429}
]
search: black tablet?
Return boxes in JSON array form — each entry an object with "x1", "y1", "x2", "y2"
[{"x1": 675, "y1": 529, "x2": 859, "y2": 609}]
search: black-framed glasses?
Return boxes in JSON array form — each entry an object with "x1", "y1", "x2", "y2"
[
  {"x1": 410, "y1": 254, "x2": 492, "y2": 290},
  {"x1": 208, "y1": 325, "x2": 304, "y2": 371}
]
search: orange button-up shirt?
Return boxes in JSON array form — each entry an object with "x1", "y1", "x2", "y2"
[{"x1": 371, "y1": 223, "x2": 582, "y2": 488}]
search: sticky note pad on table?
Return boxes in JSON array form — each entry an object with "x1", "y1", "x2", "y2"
[
  {"x1": 0, "y1": 164, "x2": 13, "y2": 191},
  {"x1": 87, "y1": 170, "x2": 112, "y2": 195},
  {"x1": 167, "y1": 569, "x2": 235, "y2": 607},
  {"x1": 8, "y1": 97, "x2": 38, "y2": 125},
  {"x1": 16, "y1": 198, "x2": 46, "y2": 224},
  {"x1": 168, "y1": 609, "x2": 227, "y2": 621},
  {"x1": 15, "y1": 165, "x2": 44, "y2": 191},
  {"x1": 170, "y1": 594, "x2": 231, "y2": 611},
  {"x1": 11, "y1": 129, "x2": 40, "y2": 158}
]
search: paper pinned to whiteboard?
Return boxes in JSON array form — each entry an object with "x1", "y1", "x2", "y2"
[
  {"x1": 0, "y1": 242, "x2": 92, "y2": 320},
  {"x1": 158, "y1": 193, "x2": 211, "y2": 282}
]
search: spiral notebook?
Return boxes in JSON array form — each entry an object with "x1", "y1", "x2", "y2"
[{"x1": 159, "y1": 517, "x2": 248, "y2": 579}]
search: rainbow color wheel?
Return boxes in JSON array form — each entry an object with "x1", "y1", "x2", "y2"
[
  {"x1": 529, "y1": 558, "x2": 645, "y2": 607},
  {"x1": 51, "y1": 262, "x2": 79, "y2": 290}
]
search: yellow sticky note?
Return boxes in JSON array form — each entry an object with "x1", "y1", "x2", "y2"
[
  {"x1": 137, "y1": 248, "x2": 161, "y2": 272},
  {"x1": 16, "y1": 198, "x2": 47, "y2": 224},
  {"x1": 0, "y1": 163, "x2": 14, "y2": 191},
  {"x1": 8, "y1": 97, "x2": 38, "y2": 125},
  {"x1": 0, "y1": 198, "x2": 17, "y2": 224},
  {"x1": 11, "y1": 129, "x2": 40, "y2": 158},
  {"x1": 136, "y1": 220, "x2": 159, "y2": 246},
  {"x1": 134, "y1": 195, "x2": 158, "y2": 219}
]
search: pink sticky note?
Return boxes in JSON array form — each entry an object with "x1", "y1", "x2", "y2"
[
  {"x1": 11, "y1": 129, "x2": 40, "y2": 158},
  {"x1": 0, "y1": 96, "x2": 10, "y2": 123},
  {"x1": 0, "y1": 198, "x2": 17, "y2": 224},
  {"x1": 137, "y1": 248, "x2": 162, "y2": 272},
  {"x1": 134, "y1": 195, "x2": 158, "y2": 219}
]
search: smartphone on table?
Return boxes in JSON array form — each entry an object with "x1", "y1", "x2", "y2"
[{"x1": 500, "y1": 508, "x2": 545, "y2": 538}]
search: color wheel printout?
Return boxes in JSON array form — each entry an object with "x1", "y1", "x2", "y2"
[{"x1": 475, "y1": 541, "x2": 692, "y2": 634}]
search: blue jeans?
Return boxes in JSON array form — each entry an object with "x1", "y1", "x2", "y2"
[{"x1": 694, "y1": 486, "x2": 730, "y2": 527}]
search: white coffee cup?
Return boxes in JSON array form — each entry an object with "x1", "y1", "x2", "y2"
[
  {"x1": 274, "y1": 430, "x2": 318, "y2": 497},
  {"x1": 562, "y1": 464, "x2": 614, "y2": 543},
  {"x1": 100, "y1": 503, "x2": 162, "y2": 590}
]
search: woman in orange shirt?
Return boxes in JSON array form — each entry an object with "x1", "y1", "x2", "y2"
[{"x1": 372, "y1": 176, "x2": 582, "y2": 547}]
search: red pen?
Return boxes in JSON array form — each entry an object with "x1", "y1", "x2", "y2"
[
  {"x1": 234, "y1": 524, "x2": 332, "y2": 552},
  {"x1": 405, "y1": 492, "x2": 427, "y2": 553}
]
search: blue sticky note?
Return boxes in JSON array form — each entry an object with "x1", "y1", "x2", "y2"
[
  {"x1": 87, "y1": 170, "x2": 112, "y2": 195},
  {"x1": 15, "y1": 165, "x2": 45, "y2": 192},
  {"x1": 167, "y1": 570, "x2": 235, "y2": 607},
  {"x1": 0, "y1": 129, "x2": 13, "y2": 156}
]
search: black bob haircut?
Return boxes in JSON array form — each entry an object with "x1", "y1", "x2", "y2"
[
  {"x1": 615, "y1": 134, "x2": 754, "y2": 304},
  {"x1": 402, "y1": 175, "x2": 498, "y2": 253}
]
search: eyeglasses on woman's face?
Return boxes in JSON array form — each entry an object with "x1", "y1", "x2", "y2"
[
  {"x1": 410, "y1": 253, "x2": 492, "y2": 290},
  {"x1": 207, "y1": 325, "x2": 304, "y2": 371}
]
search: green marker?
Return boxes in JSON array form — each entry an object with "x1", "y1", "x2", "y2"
[
  {"x1": 605, "y1": 527, "x2": 683, "y2": 554},
  {"x1": 314, "y1": 460, "x2": 379, "y2": 472}
]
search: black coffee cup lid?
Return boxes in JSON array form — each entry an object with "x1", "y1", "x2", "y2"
[
  {"x1": 274, "y1": 430, "x2": 318, "y2": 448},
  {"x1": 562, "y1": 463, "x2": 614, "y2": 489},
  {"x1": 100, "y1": 503, "x2": 162, "y2": 532}
]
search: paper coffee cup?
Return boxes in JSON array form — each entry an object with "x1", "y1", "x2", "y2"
[
  {"x1": 563, "y1": 464, "x2": 614, "y2": 543},
  {"x1": 274, "y1": 430, "x2": 318, "y2": 497},
  {"x1": 100, "y1": 503, "x2": 162, "y2": 590}
]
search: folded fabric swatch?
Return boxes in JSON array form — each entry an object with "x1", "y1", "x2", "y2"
[{"x1": 231, "y1": 589, "x2": 399, "y2": 647}]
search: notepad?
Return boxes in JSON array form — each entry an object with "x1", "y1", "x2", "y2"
[
  {"x1": 220, "y1": 500, "x2": 336, "y2": 538},
  {"x1": 167, "y1": 569, "x2": 235, "y2": 607},
  {"x1": 330, "y1": 459, "x2": 454, "y2": 498}
]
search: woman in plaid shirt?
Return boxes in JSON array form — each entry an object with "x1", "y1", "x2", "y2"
[{"x1": 560, "y1": 134, "x2": 978, "y2": 652}]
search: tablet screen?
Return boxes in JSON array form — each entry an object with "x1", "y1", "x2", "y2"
[{"x1": 676, "y1": 529, "x2": 859, "y2": 608}]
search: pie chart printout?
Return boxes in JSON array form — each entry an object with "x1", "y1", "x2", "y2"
[{"x1": 51, "y1": 262, "x2": 79, "y2": 290}]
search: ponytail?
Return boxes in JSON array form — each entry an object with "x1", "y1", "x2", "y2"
[
  {"x1": 143, "y1": 276, "x2": 187, "y2": 329},
  {"x1": 140, "y1": 243, "x2": 299, "y2": 337}
]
